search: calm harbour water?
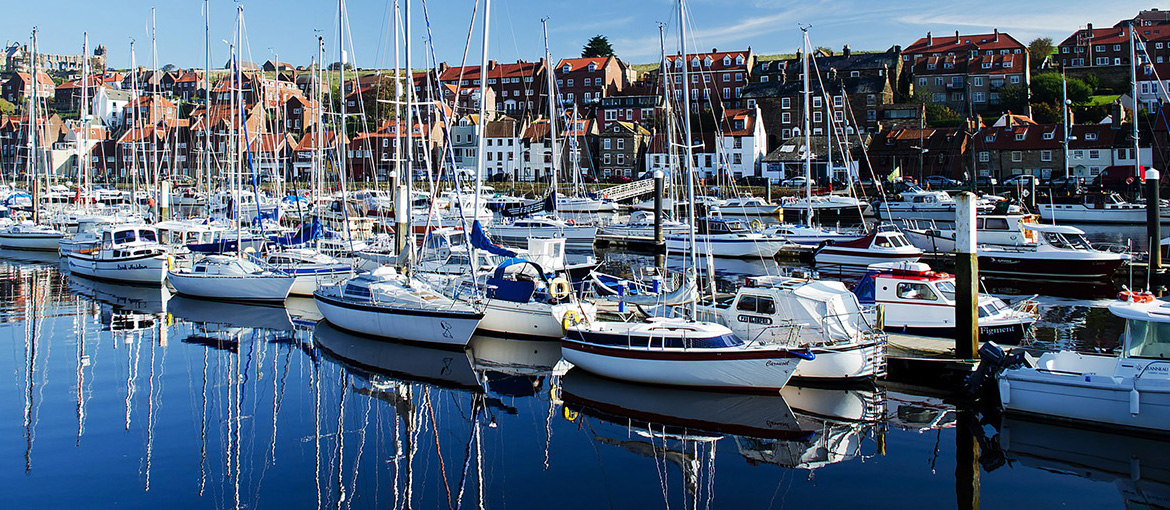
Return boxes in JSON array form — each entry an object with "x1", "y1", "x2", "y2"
[{"x1": 0, "y1": 256, "x2": 1165, "y2": 509}]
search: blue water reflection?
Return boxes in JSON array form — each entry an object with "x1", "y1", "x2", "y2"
[{"x1": 0, "y1": 259, "x2": 1159, "y2": 509}]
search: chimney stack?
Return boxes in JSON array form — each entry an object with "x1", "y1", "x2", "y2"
[
  {"x1": 843, "y1": 44, "x2": 852, "y2": 58},
  {"x1": 488, "y1": 60, "x2": 497, "y2": 70},
  {"x1": 955, "y1": 30, "x2": 961, "y2": 43},
  {"x1": 712, "y1": 47, "x2": 718, "y2": 53},
  {"x1": 994, "y1": 28, "x2": 1000, "y2": 42},
  {"x1": 927, "y1": 31, "x2": 933, "y2": 45},
  {"x1": 1087, "y1": 22, "x2": 1094, "y2": 33}
]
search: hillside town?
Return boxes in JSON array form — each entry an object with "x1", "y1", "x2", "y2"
[{"x1": 3, "y1": 9, "x2": 1170, "y2": 190}]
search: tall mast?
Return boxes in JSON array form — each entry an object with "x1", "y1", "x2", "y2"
[
  {"x1": 660, "y1": 23, "x2": 676, "y2": 213},
  {"x1": 203, "y1": 0, "x2": 211, "y2": 216},
  {"x1": 29, "y1": 28, "x2": 39, "y2": 224},
  {"x1": 1062, "y1": 69, "x2": 1070, "y2": 179},
  {"x1": 397, "y1": 0, "x2": 413, "y2": 255},
  {"x1": 1130, "y1": 23, "x2": 1141, "y2": 182},
  {"x1": 801, "y1": 28, "x2": 813, "y2": 224},
  {"x1": 130, "y1": 41, "x2": 140, "y2": 216},
  {"x1": 471, "y1": 0, "x2": 491, "y2": 272},
  {"x1": 233, "y1": 5, "x2": 242, "y2": 246},
  {"x1": 338, "y1": 0, "x2": 354, "y2": 252},
  {"x1": 391, "y1": 0, "x2": 404, "y2": 252},
  {"x1": 151, "y1": 7, "x2": 160, "y2": 220},
  {"x1": 316, "y1": 37, "x2": 324, "y2": 210},
  {"x1": 80, "y1": 33, "x2": 89, "y2": 199},
  {"x1": 542, "y1": 18, "x2": 559, "y2": 198},
  {"x1": 678, "y1": 0, "x2": 698, "y2": 316}
]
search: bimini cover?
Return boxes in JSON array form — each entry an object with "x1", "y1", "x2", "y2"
[
  {"x1": 788, "y1": 280, "x2": 865, "y2": 342},
  {"x1": 470, "y1": 220, "x2": 517, "y2": 258}
]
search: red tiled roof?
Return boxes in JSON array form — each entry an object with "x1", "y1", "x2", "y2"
[
  {"x1": 903, "y1": 31, "x2": 1025, "y2": 56},
  {"x1": 664, "y1": 50, "x2": 750, "y2": 72},
  {"x1": 439, "y1": 60, "x2": 543, "y2": 82},
  {"x1": 555, "y1": 57, "x2": 609, "y2": 73}
]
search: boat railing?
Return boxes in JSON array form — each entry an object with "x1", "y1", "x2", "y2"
[{"x1": 1093, "y1": 242, "x2": 1132, "y2": 255}]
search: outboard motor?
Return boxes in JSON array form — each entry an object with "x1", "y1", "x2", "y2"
[{"x1": 962, "y1": 342, "x2": 1029, "y2": 400}]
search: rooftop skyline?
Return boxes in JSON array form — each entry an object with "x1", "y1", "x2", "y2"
[{"x1": 2, "y1": 0, "x2": 1160, "y2": 71}]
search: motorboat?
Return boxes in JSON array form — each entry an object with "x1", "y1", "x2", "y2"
[
  {"x1": 57, "y1": 215, "x2": 124, "y2": 255},
  {"x1": 259, "y1": 248, "x2": 354, "y2": 296},
  {"x1": 685, "y1": 274, "x2": 888, "y2": 380},
  {"x1": 873, "y1": 185, "x2": 992, "y2": 222},
  {"x1": 763, "y1": 223, "x2": 864, "y2": 246},
  {"x1": 1038, "y1": 192, "x2": 1170, "y2": 224},
  {"x1": 780, "y1": 195, "x2": 870, "y2": 223},
  {"x1": 852, "y1": 262, "x2": 1038, "y2": 343},
  {"x1": 977, "y1": 223, "x2": 1127, "y2": 279},
  {"x1": 901, "y1": 214, "x2": 1040, "y2": 252},
  {"x1": 167, "y1": 254, "x2": 295, "y2": 303},
  {"x1": 0, "y1": 222, "x2": 65, "y2": 251},
  {"x1": 556, "y1": 193, "x2": 618, "y2": 213},
  {"x1": 64, "y1": 224, "x2": 169, "y2": 284},
  {"x1": 488, "y1": 214, "x2": 597, "y2": 250},
  {"x1": 598, "y1": 211, "x2": 689, "y2": 238},
  {"x1": 562, "y1": 317, "x2": 810, "y2": 392},
  {"x1": 314, "y1": 267, "x2": 483, "y2": 347},
  {"x1": 812, "y1": 229, "x2": 923, "y2": 267},
  {"x1": 993, "y1": 292, "x2": 1170, "y2": 433},
  {"x1": 712, "y1": 196, "x2": 780, "y2": 216},
  {"x1": 665, "y1": 218, "x2": 787, "y2": 258}
]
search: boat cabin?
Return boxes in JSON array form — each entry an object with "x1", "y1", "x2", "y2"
[
  {"x1": 698, "y1": 218, "x2": 750, "y2": 235},
  {"x1": 99, "y1": 225, "x2": 165, "y2": 258}
]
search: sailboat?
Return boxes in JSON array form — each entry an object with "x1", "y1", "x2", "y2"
[
  {"x1": 563, "y1": 2, "x2": 808, "y2": 392},
  {"x1": 166, "y1": 6, "x2": 295, "y2": 303},
  {"x1": 0, "y1": 30, "x2": 65, "y2": 252},
  {"x1": 314, "y1": 0, "x2": 484, "y2": 348}
]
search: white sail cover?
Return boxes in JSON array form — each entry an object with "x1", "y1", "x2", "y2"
[{"x1": 785, "y1": 281, "x2": 865, "y2": 343}]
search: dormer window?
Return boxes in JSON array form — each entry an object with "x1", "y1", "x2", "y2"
[
  {"x1": 704, "y1": 57, "x2": 713, "y2": 67},
  {"x1": 675, "y1": 59, "x2": 683, "y2": 70},
  {"x1": 736, "y1": 55, "x2": 744, "y2": 65},
  {"x1": 1043, "y1": 131, "x2": 1054, "y2": 140},
  {"x1": 1015, "y1": 133, "x2": 1025, "y2": 141},
  {"x1": 1085, "y1": 132, "x2": 1098, "y2": 141},
  {"x1": 691, "y1": 57, "x2": 700, "y2": 68},
  {"x1": 723, "y1": 56, "x2": 731, "y2": 66},
  {"x1": 562, "y1": 64, "x2": 571, "y2": 73},
  {"x1": 587, "y1": 62, "x2": 597, "y2": 72}
]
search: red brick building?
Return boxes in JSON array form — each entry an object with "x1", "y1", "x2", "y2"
[
  {"x1": 902, "y1": 30, "x2": 1029, "y2": 115},
  {"x1": 554, "y1": 56, "x2": 628, "y2": 107},
  {"x1": 438, "y1": 59, "x2": 547, "y2": 117},
  {"x1": 659, "y1": 49, "x2": 755, "y2": 112}
]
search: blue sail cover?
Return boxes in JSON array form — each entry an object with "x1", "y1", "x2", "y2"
[
  {"x1": 501, "y1": 192, "x2": 556, "y2": 218},
  {"x1": 270, "y1": 219, "x2": 322, "y2": 246},
  {"x1": 470, "y1": 220, "x2": 517, "y2": 258}
]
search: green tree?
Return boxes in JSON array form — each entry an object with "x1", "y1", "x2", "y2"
[
  {"x1": 328, "y1": 61, "x2": 354, "y2": 71},
  {"x1": 1029, "y1": 72, "x2": 1092, "y2": 105},
  {"x1": 581, "y1": 35, "x2": 614, "y2": 58},
  {"x1": 162, "y1": 63, "x2": 177, "y2": 73},
  {"x1": 0, "y1": 98, "x2": 15, "y2": 116},
  {"x1": 909, "y1": 91, "x2": 960, "y2": 126},
  {"x1": 1027, "y1": 37, "x2": 1054, "y2": 69},
  {"x1": 999, "y1": 83, "x2": 1030, "y2": 113}
]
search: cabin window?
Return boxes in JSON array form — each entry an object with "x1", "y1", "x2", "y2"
[
  {"x1": 896, "y1": 282, "x2": 938, "y2": 301},
  {"x1": 983, "y1": 218, "x2": 1009, "y2": 230},
  {"x1": 114, "y1": 230, "x2": 136, "y2": 244},
  {"x1": 138, "y1": 230, "x2": 157, "y2": 243},
  {"x1": 1124, "y1": 318, "x2": 1170, "y2": 358},
  {"x1": 934, "y1": 281, "x2": 956, "y2": 301},
  {"x1": 736, "y1": 295, "x2": 775, "y2": 314}
]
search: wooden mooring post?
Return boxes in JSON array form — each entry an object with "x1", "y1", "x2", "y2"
[{"x1": 955, "y1": 192, "x2": 979, "y2": 360}]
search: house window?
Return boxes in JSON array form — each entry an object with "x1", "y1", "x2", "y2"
[
  {"x1": 813, "y1": 97, "x2": 822, "y2": 108},
  {"x1": 616, "y1": 139, "x2": 624, "y2": 150},
  {"x1": 1041, "y1": 150, "x2": 1052, "y2": 161},
  {"x1": 761, "y1": 75, "x2": 770, "y2": 83},
  {"x1": 1089, "y1": 149, "x2": 1100, "y2": 159},
  {"x1": 732, "y1": 153, "x2": 742, "y2": 164},
  {"x1": 919, "y1": 77, "x2": 927, "y2": 87},
  {"x1": 723, "y1": 73, "x2": 730, "y2": 81},
  {"x1": 782, "y1": 129, "x2": 792, "y2": 139},
  {"x1": 973, "y1": 92, "x2": 986, "y2": 102},
  {"x1": 781, "y1": 97, "x2": 791, "y2": 109},
  {"x1": 1085, "y1": 133, "x2": 1098, "y2": 141},
  {"x1": 604, "y1": 153, "x2": 611, "y2": 164},
  {"x1": 1072, "y1": 150, "x2": 1084, "y2": 159},
  {"x1": 603, "y1": 139, "x2": 611, "y2": 149},
  {"x1": 813, "y1": 111, "x2": 822, "y2": 123},
  {"x1": 1011, "y1": 151, "x2": 1022, "y2": 162},
  {"x1": 723, "y1": 88, "x2": 730, "y2": 99},
  {"x1": 979, "y1": 151, "x2": 989, "y2": 162},
  {"x1": 1010, "y1": 76, "x2": 1020, "y2": 84},
  {"x1": 973, "y1": 77, "x2": 983, "y2": 87},
  {"x1": 833, "y1": 96, "x2": 843, "y2": 108}
]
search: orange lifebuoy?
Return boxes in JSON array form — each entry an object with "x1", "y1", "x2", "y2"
[
  {"x1": 1119, "y1": 291, "x2": 1135, "y2": 302},
  {"x1": 1138, "y1": 292, "x2": 1156, "y2": 303}
]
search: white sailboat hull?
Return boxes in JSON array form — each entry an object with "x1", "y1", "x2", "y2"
[
  {"x1": 491, "y1": 225, "x2": 597, "y2": 248},
  {"x1": 561, "y1": 342, "x2": 800, "y2": 392},
  {"x1": 0, "y1": 232, "x2": 63, "y2": 251},
  {"x1": 167, "y1": 271, "x2": 294, "y2": 302},
  {"x1": 793, "y1": 341, "x2": 887, "y2": 380},
  {"x1": 477, "y1": 300, "x2": 592, "y2": 340},
  {"x1": 67, "y1": 253, "x2": 168, "y2": 284},
  {"x1": 665, "y1": 235, "x2": 785, "y2": 258},
  {"x1": 314, "y1": 292, "x2": 481, "y2": 347}
]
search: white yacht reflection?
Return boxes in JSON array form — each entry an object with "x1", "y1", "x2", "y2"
[{"x1": 998, "y1": 417, "x2": 1170, "y2": 509}]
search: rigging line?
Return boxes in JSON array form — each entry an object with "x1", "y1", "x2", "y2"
[{"x1": 424, "y1": 388, "x2": 456, "y2": 509}]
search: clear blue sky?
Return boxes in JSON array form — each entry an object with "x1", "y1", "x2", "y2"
[{"x1": 2, "y1": 0, "x2": 1157, "y2": 70}]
